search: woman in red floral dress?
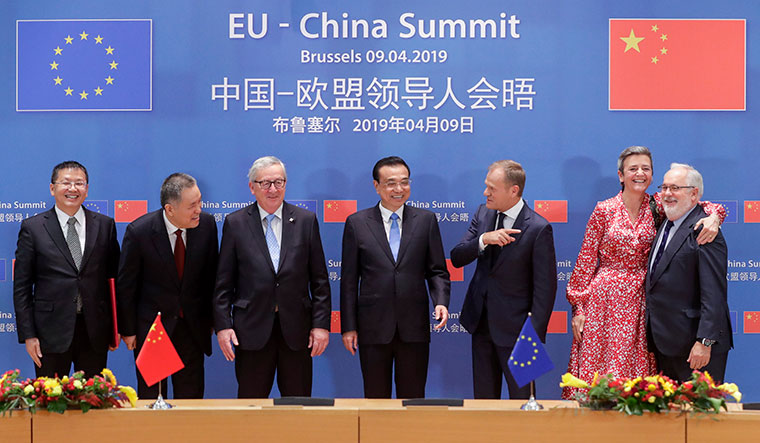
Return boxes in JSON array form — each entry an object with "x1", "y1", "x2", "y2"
[{"x1": 561, "y1": 146, "x2": 725, "y2": 400}]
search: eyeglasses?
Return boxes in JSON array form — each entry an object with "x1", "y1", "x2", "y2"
[
  {"x1": 657, "y1": 185, "x2": 695, "y2": 193},
  {"x1": 381, "y1": 179, "x2": 411, "y2": 190},
  {"x1": 254, "y1": 179, "x2": 286, "y2": 190},
  {"x1": 54, "y1": 181, "x2": 87, "y2": 189}
]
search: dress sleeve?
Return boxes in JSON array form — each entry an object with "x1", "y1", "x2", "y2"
[
  {"x1": 653, "y1": 192, "x2": 726, "y2": 224},
  {"x1": 566, "y1": 202, "x2": 607, "y2": 317}
]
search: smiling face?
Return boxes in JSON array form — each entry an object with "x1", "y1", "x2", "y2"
[
  {"x1": 249, "y1": 163, "x2": 286, "y2": 214},
  {"x1": 374, "y1": 164, "x2": 411, "y2": 212},
  {"x1": 617, "y1": 154, "x2": 652, "y2": 194},
  {"x1": 661, "y1": 167, "x2": 699, "y2": 220},
  {"x1": 49, "y1": 167, "x2": 88, "y2": 216},
  {"x1": 165, "y1": 184, "x2": 202, "y2": 229}
]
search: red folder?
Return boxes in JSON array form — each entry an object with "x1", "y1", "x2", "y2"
[{"x1": 109, "y1": 278, "x2": 119, "y2": 349}]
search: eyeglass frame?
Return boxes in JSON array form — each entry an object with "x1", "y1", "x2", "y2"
[
  {"x1": 53, "y1": 181, "x2": 88, "y2": 189},
  {"x1": 253, "y1": 178, "x2": 287, "y2": 190},
  {"x1": 657, "y1": 184, "x2": 695, "y2": 193}
]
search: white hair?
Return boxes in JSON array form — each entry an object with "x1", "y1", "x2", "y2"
[
  {"x1": 669, "y1": 162, "x2": 703, "y2": 199},
  {"x1": 248, "y1": 156, "x2": 286, "y2": 182}
]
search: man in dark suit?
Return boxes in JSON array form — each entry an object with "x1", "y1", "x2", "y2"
[
  {"x1": 214, "y1": 156, "x2": 331, "y2": 398},
  {"x1": 117, "y1": 173, "x2": 218, "y2": 398},
  {"x1": 646, "y1": 163, "x2": 732, "y2": 382},
  {"x1": 450, "y1": 160, "x2": 557, "y2": 399},
  {"x1": 14, "y1": 161, "x2": 120, "y2": 378},
  {"x1": 340, "y1": 156, "x2": 450, "y2": 399}
]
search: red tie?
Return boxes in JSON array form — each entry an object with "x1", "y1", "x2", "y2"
[{"x1": 174, "y1": 229, "x2": 185, "y2": 280}]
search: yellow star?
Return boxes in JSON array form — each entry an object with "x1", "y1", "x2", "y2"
[
  {"x1": 109, "y1": 60, "x2": 118, "y2": 70},
  {"x1": 50, "y1": 61, "x2": 59, "y2": 70},
  {"x1": 94, "y1": 35, "x2": 103, "y2": 44},
  {"x1": 64, "y1": 87, "x2": 73, "y2": 96},
  {"x1": 660, "y1": 47, "x2": 668, "y2": 55},
  {"x1": 158, "y1": 337, "x2": 162, "y2": 341},
  {"x1": 620, "y1": 29, "x2": 645, "y2": 53},
  {"x1": 105, "y1": 76, "x2": 114, "y2": 85},
  {"x1": 53, "y1": 76, "x2": 63, "y2": 85},
  {"x1": 65, "y1": 35, "x2": 73, "y2": 44},
  {"x1": 660, "y1": 34, "x2": 668, "y2": 41},
  {"x1": 54, "y1": 46, "x2": 63, "y2": 55},
  {"x1": 80, "y1": 90, "x2": 88, "y2": 100},
  {"x1": 79, "y1": 31, "x2": 89, "y2": 40},
  {"x1": 326, "y1": 202, "x2": 333, "y2": 209},
  {"x1": 149, "y1": 323, "x2": 157, "y2": 332},
  {"x1": 105, "y1": 46, "x2": 115, "y2": 55},
  {"x1": 94, "y1": 87, "x2": 104, "y2": 96},
  {"x1": 651, "y1": 56, "x2": 659, "y2": 64},
  {"x1": 651, "y1": 24, "x2": 659, "y2": 32}
]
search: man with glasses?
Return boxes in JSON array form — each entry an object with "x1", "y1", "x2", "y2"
[
  {"x1": 646, "y1": 163, "x2": 732, "y2": 382},
  {"x1": 117, "y1": 173, "x2": 218, "y2": 399},
  {"x1": 340, "y1": 156, "x2": 450, "y2": 398},
  {"x1": 14, "y1": 161, "x2": 120, "y2": 378},
  {"x1": 213, "y1": 156, "x2": 331, "y2": 398}
]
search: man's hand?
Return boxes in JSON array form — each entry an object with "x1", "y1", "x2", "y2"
[
  {"x1": 216, "y1": 328, "x2": 239, "y2": 362},
  {"x1": 687, "y1": 341, "x2": 711, "y2": 370},
  {"x1": 571, "y1": 314, "x2": 586, "y2": 342},
  {"x1": 109, "y1": 333, "x2": 121, "y2": 351},
  {"x1": 25, "y1": 338, "x2": 42, "y2": 368},
  {"x1": 308, "y1": 328, "x2": 329, "y2": 357},
  {"x1": 122, "y1": 335, "x2": 137, "y2": 351},
  {"x1": 342, "y1": 331, "x2": 358, "y2": 356},
  {"x1": 482, "y1": 229, "x2": 521, "y2": 247},
  {"x1": 694, "y1": 213, "x2": 720, "y2": 245},
  {"x1": 433, "y1": 305, "x2": 449, "y2": 330}
]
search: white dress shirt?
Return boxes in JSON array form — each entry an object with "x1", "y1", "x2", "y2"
[
  {"x1": 378, "y1": 203, "x2": 404, "y2": 241},
  {"x1": 163, "y1": 210, "x2": 187, "y2": 252},
  {"x1": 55, "y1": 205, "x2": 85, "y2": 255},
  {"x1": 258, "y1": 203, "x2": 284, "y2": 245}
]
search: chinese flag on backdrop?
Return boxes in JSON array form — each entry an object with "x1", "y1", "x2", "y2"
[
  {"x1": 744, "y1": 201, "x2": 760, "y2": 223},
  {"x1": 114, "y1": 200, "x2": 148, "y2": 223},
  {"x1": 136, "y1": 313, "x2": 184, "y2": 387},
  {"x1": 446, "y1": 259, "x2": 464, "y2": 282},
  {"x1": 323, "y1": 200, "x2": 357, "y2": 223},
  {"x1": 534, "y1": 200, "x2": 567, "y2": 223},
  {"x1": 744, "y1": 312, "x2": 760, "y2": 334},
  {"x1": 331, "y1": 311, "x2": 341, "y2": 333},
  {"x1": 609, "y1": 19, "x2": 745, "y2": 110},
  {"x1": 547, "y1": 311, "x2": 568, "y2": 334}
]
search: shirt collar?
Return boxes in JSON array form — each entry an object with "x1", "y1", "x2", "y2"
[
  {"x1": 502, "y1": 198, "x2": 524, "y2": 220},
  {"x1": 162, "y1": 210, "x2": 181, "y2": 236},
  {"x1": 258, "y1": 203, "x2": 284, "y2": 222},
  {"x1": 54, "y1": 205, "x2": 85, "y2": 227},
  {"x1": 378, "y1": 202, "x2": 404, "y2": 222}
]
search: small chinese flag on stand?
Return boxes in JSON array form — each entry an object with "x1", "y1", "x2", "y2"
[{"x1": 136, "y1": 313, "x2": 184, "y2": 387}]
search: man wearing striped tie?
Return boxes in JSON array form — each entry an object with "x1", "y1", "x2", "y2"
[
  {"x1": 14, "y1": 161, "x2": 120, "y2": 378},
  {"x1": 214, "y1": 156, "x2": 331, "y2": 398},
  {"x1": 340, "y1": 156, "x2": 451, "y2": 398}
]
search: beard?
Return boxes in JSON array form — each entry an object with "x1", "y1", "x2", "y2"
[{"x1": 662, "y1": 197, "x2": 695, "y2": 220}]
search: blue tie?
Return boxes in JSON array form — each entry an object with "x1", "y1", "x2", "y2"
[
  {"x1": 389, "y1": 213, "x2": 400, "y2": 262},
  {"x1": 651, "y1": 220, "x2": 674, "y2": 273},
  {"x1": 265, "y1": 213, "x2": 280, "y2": 272}
]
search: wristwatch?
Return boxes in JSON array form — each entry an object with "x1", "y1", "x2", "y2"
[{"x1": 699, "y1": 338, "x2": 716, "y2": 347}]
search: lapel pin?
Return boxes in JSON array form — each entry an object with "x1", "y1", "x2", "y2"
[{"x1": 289, "y1": 217, "x2": 295, "y2": 223}]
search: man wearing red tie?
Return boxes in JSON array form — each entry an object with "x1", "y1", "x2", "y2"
[{"x1": 118, "y1": 173, "x2": 219, "y2": 398}]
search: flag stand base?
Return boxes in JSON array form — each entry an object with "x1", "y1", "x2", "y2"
[
  {"x1": 147, "y1": 380, "x2": 173, "y2": 409},
  {"x1": 520, "y1": 395, "x2": 544, "y2": 411}
]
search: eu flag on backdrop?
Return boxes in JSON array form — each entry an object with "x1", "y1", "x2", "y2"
[
  {"x1": 508, "y1": 315, "x2": 554, "y2": 388},
  {"x1": 83, "y1": 200, "x2": 108, "y2": 215},
  {"x1": 17, "y1": 19, "x2": 152, "y2": 111},
  {"x1": 290, "y1": 200, "x2": 318, "y2": 214},
  {"x1": 712, "y1": 201, "x2": 738, "y2": 224}
]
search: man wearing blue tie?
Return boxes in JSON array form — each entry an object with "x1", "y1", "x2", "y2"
[{"x1": 340, "y1": 156, "x2": 451, "y2": 398}]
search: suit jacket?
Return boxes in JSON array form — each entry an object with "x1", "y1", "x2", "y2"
[
  {"x1": 117, "y1": 210, "x2": 219, "y2": 355},
  {"x1": 450, "y1": 201, "x2": 557, "y2": 346},
  {"x1": 340, "y1": 204, "x2": 450, "y2": 345},
  {"x1": 13, "y1": 207, "x2": 120, "y2": 353},
  {"x1": 646, "y1": 205, "x2": 732, "y2": 356},
  {"x1": 213, "y1": 202, "x2": 331, "y2": 351}
]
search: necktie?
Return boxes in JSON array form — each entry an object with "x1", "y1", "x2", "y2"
[
  {"x1": 66, "y1": 217, "x2": 83, "y2": 312},
  {"x1": 265, "y1": 213, "x2": 280, "y2": 272},
  {"x1": 174, "y1": 229, "x2": 185, "y2": 280},
  {"x1": 490, "y1": 212, "x2": 507, "y2": 268},
  {"x1": 389, "y1": 213, "x2": 400, "y2": 262},
  {"x1": 651, "y1": 220, "x2": 674, "y2": 273}
]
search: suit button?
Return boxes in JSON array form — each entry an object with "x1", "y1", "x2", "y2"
[{"x1": 276, "y1": 282, "x2": 280, "y2": 287}]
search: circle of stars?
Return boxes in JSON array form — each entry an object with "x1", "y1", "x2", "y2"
[{"x1": 49, "y1": 30, "x2": 119, "y2": 100}]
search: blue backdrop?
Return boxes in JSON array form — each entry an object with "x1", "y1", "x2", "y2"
[{"x1": 2, "y1": 1, "x2": 758, "y2": 401}]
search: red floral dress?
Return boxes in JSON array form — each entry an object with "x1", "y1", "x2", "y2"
[{"x1": 561, "y1": 192, "x2": 725, "y2": 400}]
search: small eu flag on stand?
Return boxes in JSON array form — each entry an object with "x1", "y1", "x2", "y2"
[{"x1": 508, "y1": 314, "x2": 554, "y2": 388}]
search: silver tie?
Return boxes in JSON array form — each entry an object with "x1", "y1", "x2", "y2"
[{"x1": 66, "y1": 217, "x2": 83, "y2": 312}]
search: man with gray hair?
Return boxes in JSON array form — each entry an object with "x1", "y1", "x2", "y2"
[
  {"x1": 213, "y1": 156, "x2": 331, "y2": 398},
  {"x1": 646, "y1": 163, "x2": 732, "y2": 382},
  {"x1": 118, "y1": 172, "x2": 219, "y2": 398}
]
